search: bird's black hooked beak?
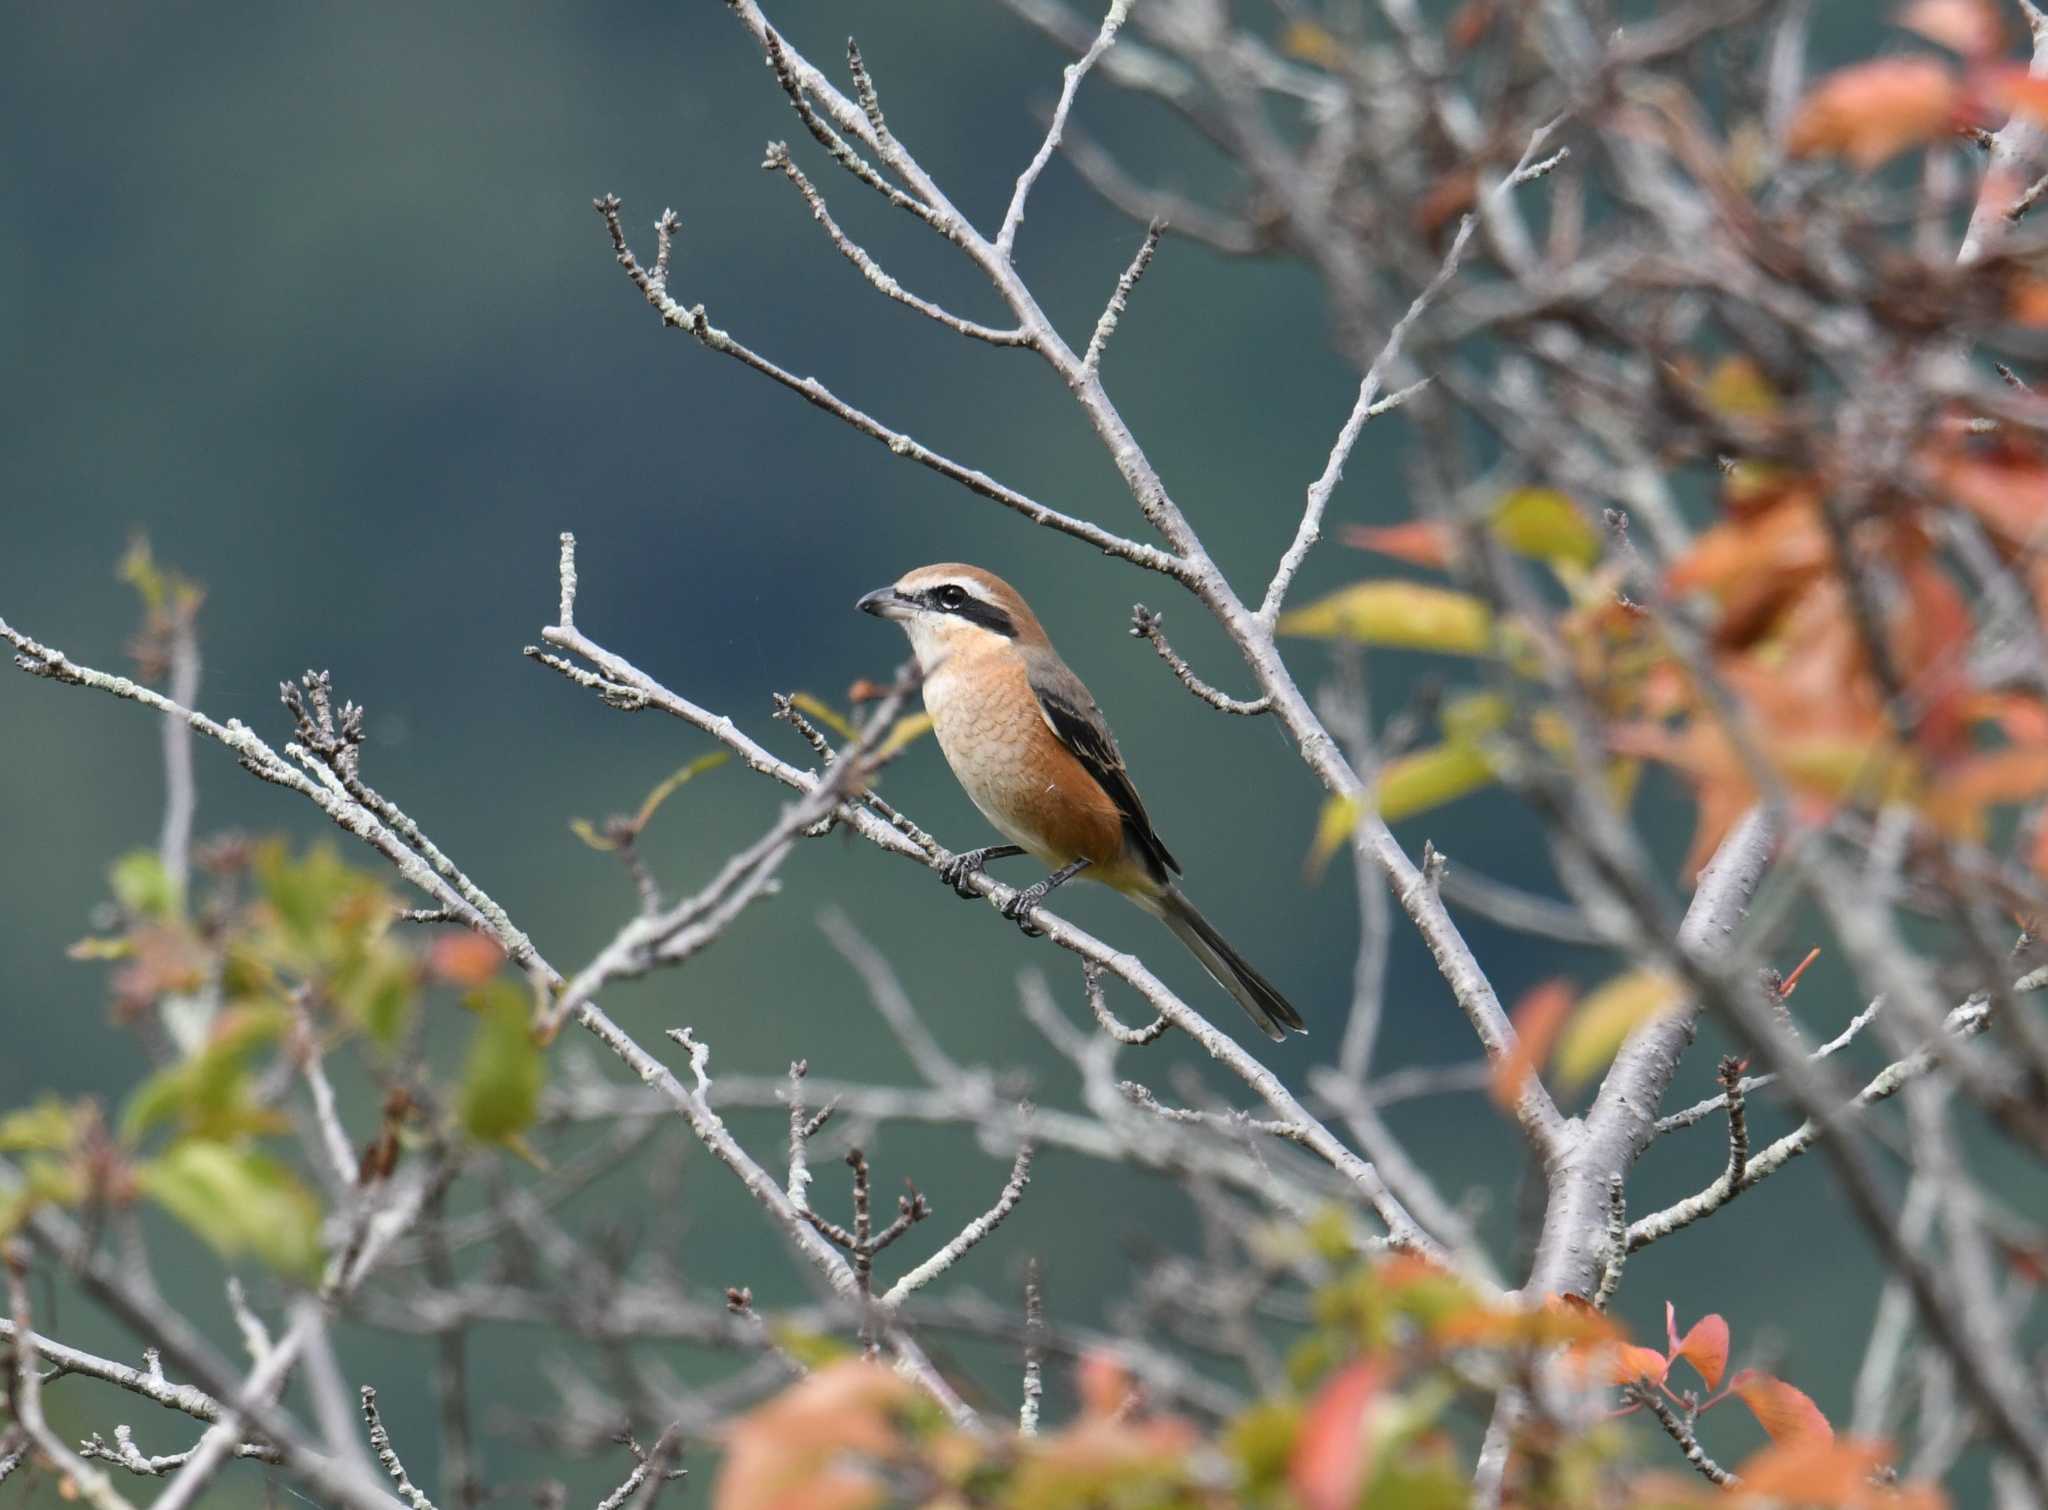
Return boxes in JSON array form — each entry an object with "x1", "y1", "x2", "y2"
[{"x1": 856, "y1": 586, "x2": 905, "y2": 619}]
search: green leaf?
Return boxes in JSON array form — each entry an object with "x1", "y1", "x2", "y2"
[
  {"x1": 1277, "y1": 581, "x2": 1494, "y2": 654},
  {"x1": 769, "y1": 1327, "x2": 854, "y2": 1370},
  {"x1": 1554, "y1": 970, "x2": 1684, "y2": 1089},
  {"x1": 0, "y1": 1099, "x2": 86, "y2": 1153},
  {"x1": 254, "y1": 841, "x2": 388, "y2": 959},
  {"x1": 111, "y1": 850, "x2": 180, "y2": 921},
  {"x1": 333, "y1": 940, "x2": 419, "y2": 1050},
  {"x1": 122, "y1": 1005, "x2": 289, "y2": 1144},
  {"x1": 457, "y1": 982, "x2": 545, "y2": 1144},
  {"x1": 1224, "y1": 1400, "x2": 1300, "y2": 1496},
  {"x1": 137, "y1": 1142, "x2": 323, "y2": 1279},
  {"x1": 0, "y1": 1157, "x2": 88, "y2": 1238},
  {"x1": 1491, "y1": 488, "x2": 1600, "y2": 568},
  {"x1": 119, "y1": 533, "x2": 167, "y2": 611}
]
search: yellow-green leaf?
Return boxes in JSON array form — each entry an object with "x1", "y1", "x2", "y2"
[
  {"x1": 1439, "y1": 691, "x2": 1511, "y2": 745},
  {"x1": 1306, "y1": 795, "x2": 1362, "y2": 879},
  {"x1": 1278, "y1": 18, "x2": 1345, "y2": 66},
  {"x1": 1378, "y1": 742, "x2": 1497, "y2": 824},
  {"x1": 1492, "y1": 488, "x2": 1600, "y2": 568},
  {"x1": 1554, "y1": 970, "x2": 1684, "y2": 1089},
  {"x1": 110, "y1": 850, "x2": 180, "y2": 921},
  {"x1": 137, "y1": 1142, "x2": 323, "y2": 1278},
  {"x1": 458, "y1": 982, "x2": 545, "y2": 1144},
  {"x1": 788, "y1": 692, "x2": 856, "y2": 739},
  {"x1": 253, "y1": 841, "x2": 390, "y2": 961},
  {"x1": 631, "y1": 751, "x2": 728, "y2": 826},
  {"x1": 0, "y1": 1157, "x2": 88, "y2": 1238},
  {"x1": 571, "y1": 751, "x2": 731, "y2": 851},
  {"x1": 333, "y1": 941, "x2": 419, "y2": 1049},
  {"x1": 874, "y1": 712, "x2": 935, "y2": 763},
  {"x1": 121, "y1": 1005, "x2": 290, "y2": 1144},
  {"x1": 1277, "y1": 582, "x2": 1494, "y2": 655},
  {"x1": 769, "y1": 1327, "x2": 854, "y2": 1370},
  {"x1": 1226, "y1": 1400, "x2": 1301, "y2": 1496},
  {"x1": 0, "y1": 1099, "x2": 86, "y2": 1154}
]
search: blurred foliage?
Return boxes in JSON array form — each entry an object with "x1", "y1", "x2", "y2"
[{"x1": 704, "y1": 1242, "x2": 1942, "y2": 1509}]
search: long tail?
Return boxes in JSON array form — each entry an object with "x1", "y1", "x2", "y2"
[{"x1": 1147, "y1": 885, "x2": 1306, "y2": 1042}]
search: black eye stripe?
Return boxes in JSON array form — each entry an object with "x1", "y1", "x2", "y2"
[{"x1": 917, "y1": 585, "x2": 1016, "y2": 637}]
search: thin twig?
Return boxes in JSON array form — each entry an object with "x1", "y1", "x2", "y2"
[
  {"x1": 361, "y1": 1386, "x2": 439, "y2": 1510},
  {"x1": 1129, "y1": 606, "x2": 1270, "y2": 716}
]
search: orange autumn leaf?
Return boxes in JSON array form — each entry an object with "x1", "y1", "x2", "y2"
[
  {"x1": 1734, "y1": 1437, "x2": 1945, "y2": 1509},
  {"x1": 1981, "y1": 61, "x2": 2048, "y2": 123},
  {"x1": 1414, "y1": 168, "x2": 1479, "y2": 240},
  {"x1": 2011, "y1": 278, "x2": 2048, "y2": 326},
  {"x1": 1077, "y1": 1350, "x2": 1135, "y2": 1419},
  {"x1": 1490, "y1": 978, "x2": 1574, "y2": 1112},
  {"x1": 1290, "y1": 1360, "x2": 1387, "y2": 1510},
  {"x1": 1729, "y1": 1369, "x2": 1834, "y2": 1448},
  {"x1": 1012, "y1": 1413, "x2": 1203, "y2": 1505},
  {"x1": 1443, "y1": 1291, "x2": 1623, "y2": 1352},
  {"x1": 1967, "y1": 690, "x2": 2048, "y2": 744},
  {"x1": 1786, "y1": 57, "x2": 1962, "y2": 169},
  {"x1": 1342, "y1": 520, "x2": 1456, "y2": 569},
  {"x1": 1608, "y1": 1344, "x2": 1672, "y2": 1387},
  {"x1": 1926, "y1": 447, "x2": 2048, "y2": 544},
  {"x1": 714, "y1": 1359, "x2": 912, "y2": 1510},
  {"x1": 1665, "y1": 1302, "x2": 1730, "y2": 1391},
  {"x1": 1923, "y1": 745, "x2": 2048, "y2": 837},
  {"x1": 1896, "y1": 0, "x2": 2004, "y2": 58},
  {"x1": 1665, "y1": 493, "x2": 1831, "y2": 647},
  {"x1": 1896, "y1": 555, "x2": 1975, "y2": 760},
  {"x1": 429, "y1": 932, "x2": 504, "y2": 988}
]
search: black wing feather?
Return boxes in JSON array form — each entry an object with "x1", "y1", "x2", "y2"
[{"x1": 1028, "y1": 666, "x2": 1181, "y2": 879}]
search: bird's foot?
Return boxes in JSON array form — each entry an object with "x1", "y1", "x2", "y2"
[
  {"x1": 937, "y1": 845, "x2": 1023, "y2": 899},
  {"x1": 996, "y1": 858, "x2": 1088, "y2": 938},
  {"x1": 999, "y1": 886, "x2": 1049, "y2": 937}
]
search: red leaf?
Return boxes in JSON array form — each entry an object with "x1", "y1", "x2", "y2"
[
  {"x1": 1290, "y1": 1361, "x2": 1386, "y2": 1510},
  {"x1": 1446, "y1": 0, "x2": 1498, "y2": 50},
  {"x1": 1730, "y1": 1370, "x2": 1834, "y2": 1447},
  {"x1": 1665, "y1": 1302, "x2": 1730, "y2": 1391},
  {"x1": 1342, "y1": 520, "x2": 1456, "y2": 570},
  {"x1": 1489, "y1": 979, "x2": 1574, "y2": 1112},
  {"x1": 1786, "y1": 58, "x2": 1963, "y2": 169}
]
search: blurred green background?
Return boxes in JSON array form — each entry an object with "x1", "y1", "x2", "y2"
[{"x1": 0, "y1": 2, "x2": 1930, "y2": 1503}]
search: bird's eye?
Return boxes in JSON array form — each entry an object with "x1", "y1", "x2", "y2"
[{"x1": 934, "y1": 584, "x2": 968, "y2": 611}]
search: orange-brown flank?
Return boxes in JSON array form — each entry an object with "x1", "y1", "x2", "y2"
[{"x1": 921, "y1": 638, "x2": 1143, "y2": 885}]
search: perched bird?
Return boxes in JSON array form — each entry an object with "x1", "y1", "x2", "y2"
[{"x1": 857, "y1": 564, "x2": 1305, "y2": 1042}]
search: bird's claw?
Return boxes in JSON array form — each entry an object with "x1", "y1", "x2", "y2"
[
  {"x1": 999, "y1": 889, "x2": 1047, "y2": 937},
  {"x1": 937, "y1": 851, "x2": 984, "y2": 899}
]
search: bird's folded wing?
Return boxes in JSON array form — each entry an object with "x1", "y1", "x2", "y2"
[{"x1": 1027, "y1": 661, "x2": 1181, "y2": 879}]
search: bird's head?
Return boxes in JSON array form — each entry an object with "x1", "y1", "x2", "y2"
[{"x1": 856, "y1": 564, "x2": 1044, "y2": 671}]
